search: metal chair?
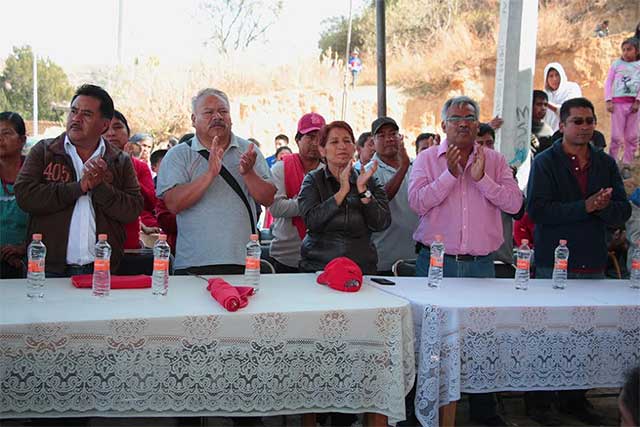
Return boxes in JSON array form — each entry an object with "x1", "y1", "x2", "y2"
[
  {"x1": 119, "y1": 248, "x2": 176, "y2": 275},
  {"x1": 260, "y1": 259, "x2": 276, "y2": 274},
  {"x1": 494, "y1": 261, "x2": 516, "y2": 278},
  {"x1": 391, "y1": 258, "x2": 417, "y2": 277},
  {"x1": 608, "y1": 251, "x2": 622, "y2": 279}
]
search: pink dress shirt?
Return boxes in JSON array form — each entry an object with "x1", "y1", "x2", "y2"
[{"x1": 408, "y1": 139, "x2": 523, "y2": 256}]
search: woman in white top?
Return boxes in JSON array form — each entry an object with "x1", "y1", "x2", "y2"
[{"x1": 543, "y1": 62, "x2": 582, "y2": 132}]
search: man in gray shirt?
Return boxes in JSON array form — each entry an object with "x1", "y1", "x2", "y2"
[
  {"x1": 156, "y1": 88, "x2": 275, "y2": 275},
  {"x1": 269, "y1": 113, "x2": 326, "y2": 272},
  {"x1": 370, "y1": 117, "x2": 419, "y2": 275}
]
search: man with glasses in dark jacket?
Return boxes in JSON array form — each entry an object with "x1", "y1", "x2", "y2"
[{"x1": 526, "y1": 97, "x2": 631, "y2": 425}]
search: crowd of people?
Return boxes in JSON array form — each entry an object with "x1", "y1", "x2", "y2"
[{"x1": 1, "y1": 31, "x2": 640, "y2": 427}]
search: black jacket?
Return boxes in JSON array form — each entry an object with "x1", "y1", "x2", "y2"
[
  {"x1": 297, "y1": 167, "x2": 391, "y2": 274},
  {"x1": 526, "y1": 140, "x2": 631, "y2": 270}
]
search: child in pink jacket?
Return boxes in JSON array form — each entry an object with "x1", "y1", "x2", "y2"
[{"x1": 605, "y1": 37, "x2": 640, "y2": 164}]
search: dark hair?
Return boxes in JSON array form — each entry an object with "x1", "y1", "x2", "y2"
[
  {"x1": 415, "y1": 133, "x2": 436, "y2": 154},
  {"x1": 275, "y1": 146, "x2": 293, "y2": 157},
  {"x1": 621, "y1": 367, "x2": 639, "y2": 426},
  {"x1": 275, "y1": 134, "x2": 289, "y2": 143},
  {"x1": 356, "y1": 131, "x2": 372, "y2": 147},
  {"x1": 622, "y1": 37, "x2": 640, "y2": 61},
  {"x1": 71, "y1": 84, "x2": 114, "y2": 120},
  {"x1": 560, "y1": 97, "x2": 595, "y2": 123},
  {"x1": 178, "y1": 133, "x2": 194, "y2": 144},
  {"x1": 416, "y1": 132, "x2": 435, "y2": 145},
  {"x1": 318, "y1": 121, "x2": 355, "y2": 148},
  {"x1": 533, "y1": 90, "x2": 548, "y2": 102},
  {"x1": 636, "y1": 22, "x2": 640, "y2": 39},
  {"x1": 112, "y1": 110, "x2": 130, "y2": 135},
  {"x1": 150, "y1": 149, "x2": 168, "y2": 167},
  {"x1": 546, "y1": 67, "x2": 559, "y2": 86},
  {"x1": 247, "y1": 137, "x2": 261, "y2": 148},
  {"x1": 603, "y1": 20, "x2": 609, "y2": 25},
  {"x1": 0, "y1": 111, "x2": 26, "y2": 136},
  {"x1": 478, "y1": 123, "x2": 495, "y2": 141}
]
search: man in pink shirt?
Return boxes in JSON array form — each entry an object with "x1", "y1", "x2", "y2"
[{"x1": 408, "y1": 96, "x2": 522, "y2": 425}]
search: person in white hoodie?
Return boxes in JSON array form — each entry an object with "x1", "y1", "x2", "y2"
[{"x1": 543, "y1": 62, "x2": 582, "y2": 132}]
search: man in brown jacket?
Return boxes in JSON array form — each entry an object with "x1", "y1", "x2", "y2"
[{"x1": 15, "y1": 84, "x2": 143, "y2": 276}]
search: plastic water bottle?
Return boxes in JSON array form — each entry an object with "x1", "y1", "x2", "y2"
[
  {"x1": 92, "y1": 234, "x2": 112, "y2": 297},
  {"x1": 26, "y1": 233, "x2": 46, "y2": 299},
  {"x1": 152, "y1": 234, "x2": 171, "y2": 296},
  {"x1": 515, "y1": 239, "x2": 531, "y2": 290},
  {"x1": 427, "y1": 234, "x2": 445, "y2": 288},
  {"x1": 245, "y1": 234, "x2": 261, "y2": 292},
  {"x1": 552, "y1": 239, "x2": 569, "y2": 289},
  {"x1": 630, "y1": 242, "x2": 640, "y2": 289}
]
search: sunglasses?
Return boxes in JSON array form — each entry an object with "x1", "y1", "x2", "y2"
[{"x1": 567, "y1": 117, "x2": 596, "y2": 126}]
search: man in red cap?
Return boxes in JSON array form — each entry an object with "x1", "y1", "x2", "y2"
[{"x1": 269, "y1": 113, "x2": 326, "y2": 272}]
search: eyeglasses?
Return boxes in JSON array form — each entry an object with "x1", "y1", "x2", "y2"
[
  {"x1": 567, "y1": 117, "x2": 596, "y2": 126},
  {"x1": 446, "y1": 115, "x2": 477, "y2": 123}
]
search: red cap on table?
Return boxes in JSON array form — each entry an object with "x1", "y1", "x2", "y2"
[{"x1": 317, "y1": 257, "x2": 363, "y2": 292}]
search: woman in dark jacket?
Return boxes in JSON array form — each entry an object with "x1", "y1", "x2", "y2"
[{"x1": 298, "y1": 120, "x2": 390, "y2": 274}]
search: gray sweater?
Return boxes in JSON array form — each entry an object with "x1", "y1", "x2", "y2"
[{"x1": 269, "y1": 161, "x2": 323, "y2": 268}]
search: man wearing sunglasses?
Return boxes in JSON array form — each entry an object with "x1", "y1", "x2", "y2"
[
  {"x1": 527, "y1": 97, "x2": 630, "y2": 280},
  {"x1": 526, "y1": 97, "x2": 631, "y2": 425}
]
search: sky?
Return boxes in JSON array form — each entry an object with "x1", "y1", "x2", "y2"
[{"x1": 1, "y1": 0, "x2": 369, "y2": 69}]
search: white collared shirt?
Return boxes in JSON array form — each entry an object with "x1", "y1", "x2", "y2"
[{"x1": 64, "y1": 136, "x2": 106, "y2": 265}]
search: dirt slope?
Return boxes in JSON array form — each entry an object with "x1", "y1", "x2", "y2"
[{"x1": 232, "y1": 33, "x2": 627, "y2": 155}]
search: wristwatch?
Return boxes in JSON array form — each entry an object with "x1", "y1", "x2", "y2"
[{"x1": 358, "y1": 189, "x2": 372, "y2": 199}]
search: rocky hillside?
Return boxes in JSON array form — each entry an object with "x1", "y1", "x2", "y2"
[
  {"x1": 60, "y1": 0, "x2": 635, "y2": 155},
  {"x1": 402, "y1": 32, "x2": 632, "y2": 145},
  {"x1": 232, "y1": 33, "x2": 629, "y2": 155}
]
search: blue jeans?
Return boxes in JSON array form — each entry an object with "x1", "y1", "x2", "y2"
[
  {"x1": 535, "y1": 266, "x2": 605, "y2": 280},
  {"x1": 351, "y1": 70, "x2": 359, "y2": 87},
  {"x1": 416, "y1": 247, "x2": 495, "y2": 278}
]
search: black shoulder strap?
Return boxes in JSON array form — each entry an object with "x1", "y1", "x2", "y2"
[{"x1": 187, "y1": 139, "x2": 257, "y2": 234}]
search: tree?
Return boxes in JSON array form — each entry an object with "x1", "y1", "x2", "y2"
[
  {"x1": 318, "y1": 15, "x2": 368, "y2": 58},
  {"x1": 200, "y1": 0, "x2": 283, "y2": 55},
  {"x1": 0, "y1": 46, "x2": 74, "y2": 121},
  {"x1": 318, "y1": 0, "x2": 465, "y2": 57}
]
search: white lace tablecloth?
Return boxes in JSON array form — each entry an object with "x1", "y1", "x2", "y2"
[
  {"x1": 371, "y1": 277, "x2": 640, "y2": 427},
  {"x1": 0, "y1": 274, "x2": 415, "y2": 421}
]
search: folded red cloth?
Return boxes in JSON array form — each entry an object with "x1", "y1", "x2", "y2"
[
  {"x1": 71, "y1": 274, "x2": 152, "y2": 289},
  {"x1": 207, "y1": 278, "x2": 255, "y2": 312}
]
